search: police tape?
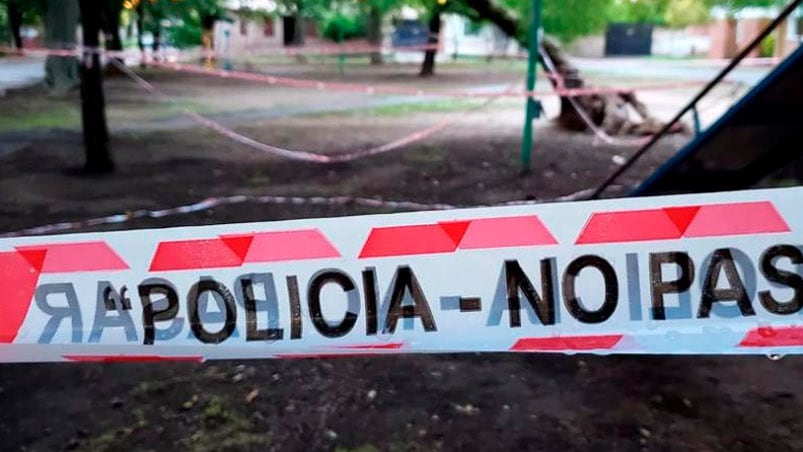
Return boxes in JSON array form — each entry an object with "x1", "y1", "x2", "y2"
[
  {"x1": 1, "y1": 187, "x2": 801, "y2": 363},
  {"x1": 0, "y1": 42, "x2": 443, "y2": 59},
  {"x1": 0, "y1": 194, "x2": 460, "y2": 238},
  {"x1": 153, "y1": 60, "x2": 711, "y2": 100},
  {"x1": 0, "y1": 45, "x2": 713, "y2": 100},
  {"x1": 113, "y1": 59, "x2": 508, "y2": 163},
  {"x1": 0, "y1": 187, "x2": 606, "y2": 239}
]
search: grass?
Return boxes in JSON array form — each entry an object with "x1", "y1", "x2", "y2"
[
  {"x1": 306, "y1": 98, "x2": 485, "y2": 119},
  {"x1": 0, "y1": 104, "x2": 81, "y2": 131},
  {"x1": 0, "y1": 92, "x2": 217, "y2": 132}
]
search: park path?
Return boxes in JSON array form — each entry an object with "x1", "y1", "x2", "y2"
[{"x1": 0, "y1": 56, "x2": 45, "y2": 92}]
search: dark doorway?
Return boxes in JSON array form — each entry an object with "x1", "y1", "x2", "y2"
[
  {"x1": 283, "y1": 16, "x2": 296, "y2": 45},
  {"x1": 605, "y1": 23, "x2": 653, "y2": 56}
]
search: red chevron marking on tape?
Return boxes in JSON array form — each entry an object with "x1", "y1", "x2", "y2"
[
  {"x1": 333, "y1": 342, "x2": 404, "y2": 350},
  {"x1": 150, "y1": 229, "x2": 339, "y2": 271},
  {"x1": 234, "y1": 230, "x2": 340, "y2": 262},
  {"x1": 577, "y1": 201, "x2": 788, "y2": 244},
  {"x1": 15, "y1": 242, "x2": 128, "y2": 273},
  {"x1": 360, "y1": 216, "x2": 556, "y2": 258},
  {"x1": 359, "y1": 224, "x2": 459, "y2": 258},
  {"x1": 510, "y1": 335, "x2": 623, "y2": 351},
  {"x1": 0, "y1": 251, "x2": 41, "y2": 343},
  {"x1": 64, "y1": 355, "x2": 204, "y2": 363},
  {"x1": 276, "y1": 352, "x2": 395, "y2": 359},
  {"x1": 738, "y1": 326, "x2": 803, "y2": 347},
  {"x1": 458, "y1": 216, "x2": 557, "y2": 249},
  {"x1": 150, "y1": 238, "x2": 245, "y2": 271},
  {"x1": 684, "y1": 202, "x2": 789, "y2": 237}
]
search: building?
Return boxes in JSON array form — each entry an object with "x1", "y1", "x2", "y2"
[
  {"x1": 709, "y1": 6, "x2": 802, "y2": 59},
  {"x1": 390, "y1": 11, "x2": 521, "y2": 63},
  {"x1": 214, "y1": 13, "x2": 323, "y2": 55}
]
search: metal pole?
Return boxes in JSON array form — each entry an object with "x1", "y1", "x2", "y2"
[
  {"x1": 589, "y1": 0, "x2": 803, "y2": 199},
  {"x1": 691, "y1": 105, "x2": 701, "y2": 135},
  {"x1": 520, "y1": 0, "x2": 542, "y2": 173}
]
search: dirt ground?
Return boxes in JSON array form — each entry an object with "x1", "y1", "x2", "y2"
[{"x1": 1, "y1": 63, "x2": 800, "y2": 452}]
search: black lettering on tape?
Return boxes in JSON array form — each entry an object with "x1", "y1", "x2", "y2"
[
  {"x1": 187, "y1": 278, "x2": 237, "y2": 344},
  {"x1": 34, "y1": 283, "x2": 83, "y2": 344},
  {"x1": 384, "y1": 266, "x2": 437, "y2": 333},
  {"x1": 362, "y1": 268, "x2": 379, "y2": 336},
  {"x1": 649, "y1": 252, "x2": 695, "y2": 320},
  {"x1": 459, "y1": 297, "x2": 481, "y2": 312},
  {"x1": 504, "y1": 260, "x2": 556, "y2": 327},
  {"x1": 759, "y1": 245, "x2": 803, "y2": 315},
  {"x1": 562, "y1": 255, "x2": 619, "y2": 324},
  {"x1": 698, "y1": 248, "x2": 755, "y2": 318},
  {"x1": 90, "y1": 282, "x2": 137, "y2": 343},
  {"x1": 138, "y1": 278, "x2": 180, "y2": 345},
  {"x1": 239, "y1": 276, "x2": 283, "y2": 341},
  {"x1": 286, "y1": 275, "x2": 302, "y2": 339},
  {"x1": 307, "y1": 270, "x2": 359, "y2": 338}
]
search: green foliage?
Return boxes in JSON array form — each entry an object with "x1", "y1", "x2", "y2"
[
  {"x1": 321, "y1": 11, "x2": 366, "y2": 41},
  {"x1": 539, "y1": 0, "x2": 613, "y2": 42},
  {"x1": 606, "y1": 0, "x2": 671, "y2": 24},
  {"x1": 760, "y1": 32, "x2": 775, "y2": 57},
  {"x1": 167, "y1": 9, "x2": 204, "y2": 48},
  {"x1": 0, "y1": 5, "x2": 8, "y2": 45},
  {"x1": 709, "y1": 0, "x2": 788, "y2": 12},
  {"x1": 664, "y1": 0, "x2": 711, "y2": 27},
  {"x1": 140, "y1": 0, "x2": 227, "y2": 48}
]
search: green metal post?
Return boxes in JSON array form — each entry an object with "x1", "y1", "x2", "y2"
[{"x1": 520, "y1": 0, "x2": 542, "y2": 173}]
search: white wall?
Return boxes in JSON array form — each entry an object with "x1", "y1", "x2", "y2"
[
  {"x1": 214, "y1": 16, "x2": 283, "y2": 56},
  {"x1": 652, "y1": 27, "x2": 711, "y2": 57},
  {"x1": 391, "y1": 14, "x2": 520, "y2": 63}
]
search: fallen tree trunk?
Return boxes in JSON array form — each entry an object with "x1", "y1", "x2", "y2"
[
  {"x1": 463, "y1": 0, "x2": 686, "y2": 137},
  {"x1": 541, "y1": 37, "x2": 687, "y2": 136}
]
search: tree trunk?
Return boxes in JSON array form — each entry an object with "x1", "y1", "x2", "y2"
[
  {"x1": 42, "y1": 0, "x2": 80, "y2": 95},
  {"x1": 135, "y1": 1, "x2": 146, "y2": 66},
  {"x1": 103, "y1": 0, "x2": 123, "y2": 51},
  {"x1": 461, "y1": 0, "x2": 683, "y2": 136},
  {"x1": 135, "y1": 1, "x2": 145, "y2": 50},
  {"x1": 7, "y1": 0, "x2": 23, "y2": 49},
  {"x1": 463, "y1": 0, "x2": 518, "y2": 39},
  {"x1": 293, "y1": 9, "x2": 305, "y2": 46},
  {"x1": 419, "y1": 8, "x2": 441, "y2": 77},
  {"x1": 78, "y1": 0, "x2": 113, "y2": 173},
  {"x1": 367, "y1": 4, "x2": 382, "y2": 65},
  {"x1": 292, "y1": 2, "x2": 306, "y2": 63},
  {"x1": 102, "y1": 0, "x2": 124, "y2": 69},
  {"x1": 152, "y1": 21, "x2": 162, "y2": 59},
  {"x1": 201, "y1": 15, "x2": 216, "y2": 67}
]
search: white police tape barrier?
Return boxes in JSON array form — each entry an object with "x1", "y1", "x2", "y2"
[{"x1": 1, "y1": 187, "x2": 802, "y2": 363}]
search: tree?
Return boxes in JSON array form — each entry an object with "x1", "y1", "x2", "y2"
[
  {"x1": 41, "y1": 0, "x2": 81, "y2": 95},
  {"x1": 605, "y1": 0, "x2": 671, "y2": 24},
  {"x1": 419, "y1": 1, "x2": 444, "y2": 76},
  {"x1": 103, "y1": 0, "x2": 125, "y2": 58},
  {"x1": 3, "y1": 0, "x2": 39, "y2": 49},
  {"x1": 461, "y1": 0, "x2": 685, "y2": 136},
  {"x1": 360, "y1": 0, "x2": 403, "y2": 65},
  {"x1": 5, "y1": 0, "x2": 22, "y2": 48},
  {"x1": 540, "y1": 0, "x2": 613, "y2": 42},
  {"x1": 665, "y1": 0, "x2": 711, "y2": 28},
  {"x1": 365, "y1": 0, "x2": 384, "y2": 64},
  {"x1": 78, "y1": 0, "x2": 114, "y2": 173},
  {"x1": 194, "y1": 0, "x2": 226, "y2": 59}
]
